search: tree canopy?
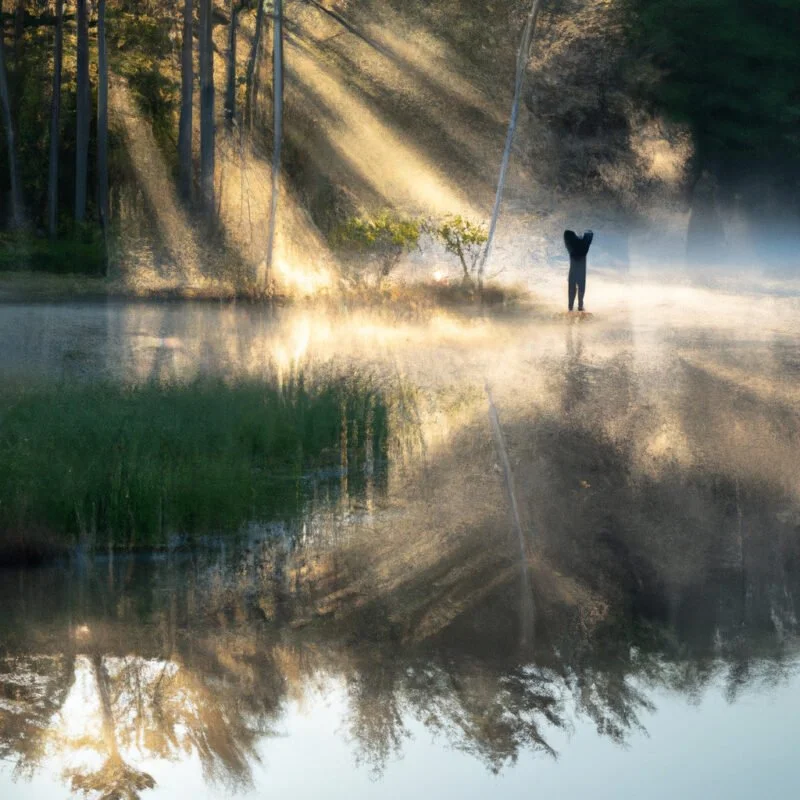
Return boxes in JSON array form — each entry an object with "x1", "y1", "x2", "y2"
[{"x1": 629, "y1": 0, "x2": 800, "y2": 179}]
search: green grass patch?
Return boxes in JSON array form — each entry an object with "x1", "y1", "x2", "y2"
[
  {"x1": 0, "y1": 234, "x2": 106, "y2": 276},
  {"x1": 0, "y1": 377, "x2": 388, "y2": 551}
]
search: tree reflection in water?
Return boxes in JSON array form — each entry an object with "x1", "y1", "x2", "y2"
[
  {"x1": 1, "y1": 311, "x2": 799, "y2": 798},
  {"x1": 1, "y1": 532, "x2": 798, "y2": 798}
]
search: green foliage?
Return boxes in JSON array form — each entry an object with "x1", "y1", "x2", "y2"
[
  {"x1": 430, "y1": 215, "x2": 487, "y2": 281},
  {"x1": 628, "y1": 0, "x2": 800, "y2": 173},
  {"x1": 0, "y1": 234, "x2": 106, "y2": 276},
  {"x1": 331, "y1": 210, "x2": 422, "y2": 279},
  {"x1": 0, "y1": 377, "x2": 388, "y2": 548},
  {"x1": 110, "y1": 8, "x2": 180, "y2": 152}
]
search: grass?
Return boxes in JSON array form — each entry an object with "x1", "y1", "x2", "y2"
[
  {"x1": 0, "y1": 234, "x2": 107, "y2": 277},
  {"x1": 335, "y1": 278, "x2": 530, "y2": 310},
  {"x1": 0, "y1": 377, "x2": 388, "y2": 556},
  {"x1": 0, "y1": 268, "x2": 530, "y2": 309}
]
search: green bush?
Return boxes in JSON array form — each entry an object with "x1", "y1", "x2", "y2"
[
  {"x1": 331, "y1": 211, "x2": 422, "y2": 282},
  {"x1": 0, "y1": 235, "x2": 106, "y2": 276},
  {"x1": 430, "y1": 215, "x2": 487, "y2": 282}
]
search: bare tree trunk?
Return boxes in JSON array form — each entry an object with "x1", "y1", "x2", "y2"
[
  {"x1": 91, "y1": 653, "x2": 120, "y2": 761},
  {"x1": 457, "y1": 248, "x2": 470, "y2": 281},
  {"x1": 14, "y1": 2, "x2": 24, "y2": 47},
  {"x1": 244, "y1": 0, "x2": 265, "y2": 130},
  {"x1": 477, "y1": 0, "x2": 543, "y2": 290},
  {"x1": 84, "y1": 652, "x2": 155, "y2": 794},
  {"x1": 686, "y1": 168, "x2": 726, "y2": 267},
  {"x1": 0, "y1": 29, "x2": 25, "y2": 229},
  {"x1": 74, "y1": 0, "x2": 91, "y2": 223},
  {"x1": 485, "y1": 383, "x2": 535, "y2": 646},
  {"x1": 265, "y1": 0, "x2": 283, "y2": 284},
  {"x1": 13, "y1": 0, "x2": 24, "y2": 98},
  {"x1": 97, "y1": 0, "x2": 109, "y2": 245},
  {"x1": 224, "y1": 0, "x2": 239, "y2": 131},
  {"x1": 199, "y1": 0, "x2": 215, "y2": 213},
  {"x1": 178, "y1": 0, "x2": 193, "y2": 201},
  {"x1": 48, "y1": 0, "x2": 64, "y2": 238}
]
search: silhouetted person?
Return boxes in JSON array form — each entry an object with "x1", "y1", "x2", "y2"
[{"x1": 564, "y1": 229, "x2": 594, "y2": 311}]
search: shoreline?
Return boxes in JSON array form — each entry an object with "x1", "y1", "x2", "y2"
[{"x1": 0, "y1": 270, "x2": 528, "y2": 309}]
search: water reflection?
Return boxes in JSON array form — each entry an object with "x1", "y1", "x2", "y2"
[
  {"x1": 1, "y1": 494, "x2": 798, "y2": 799},
  {"x1": 0, "y1": 289, "x2": 798, "y2": 797}
]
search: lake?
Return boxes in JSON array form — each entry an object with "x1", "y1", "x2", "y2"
[{"x1": 1, "y1": 270, "x2": 798, "y2": 798}]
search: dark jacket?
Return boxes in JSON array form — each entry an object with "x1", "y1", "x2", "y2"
[{"x1": 564, "y1": 230, "x2": 594, "y2": 276}]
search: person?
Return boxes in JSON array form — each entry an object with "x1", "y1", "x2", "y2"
[{"x1": 564, "y1": 229, "x2": 594, "y2": 311}]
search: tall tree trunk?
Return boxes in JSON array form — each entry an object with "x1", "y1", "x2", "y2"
[
  {"x1": 486, "y1": 383, "x2": 535, "y2": 645},
  {"x1": 97, "y1": 0, "x2": 109, "y2": 243},
  {"x1": 178, "y1": 0, "x2": 193, "y2": 201},
  {"x1": 686, "y1": 167, "x2": 726, "y2": 267},
  {"x1": 224, "y1": 0, "x2": 239, "y2": 130},
  {"x1": 477, "y1": 0, "x2": 543, "y2": 289},
  {"x1": 74, "y1": 0, "x2": 91, "y2": 224},
  {"x1": 265, "y1": 0, "x2": 283, "y2": 284},
  {"x1": 13, "y1": 2, "x2": 24, "y2": 47},
  {"x1": 86, "y1": 653, "x2": 155, "y2": 795},
  {"x1": 199, "y1": 0, "x2": 215, "y2": 213},
  {"x1": 13, "y1": 0, "x2": 24, "y2": 115},
  {"x1": 91, "y1": 654, "x2": 120, "y2": 762},
  {"x1": 48, "y1": 0, "x2": 64, "y2": 238},
  {"x1": 244, "y1": 0, "x2": 265, "y2": 130},
  {"x1": 0, "y1": 29, "x2": 25, "y2": 229}
]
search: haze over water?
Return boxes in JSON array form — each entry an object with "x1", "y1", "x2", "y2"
[{"x1": 1, "y1": 267, "x2": 799, "y2": 799}]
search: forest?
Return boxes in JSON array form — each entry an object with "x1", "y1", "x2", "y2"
[{"x1": 0, "y1": 0, "x2": 796, "y2": 293}]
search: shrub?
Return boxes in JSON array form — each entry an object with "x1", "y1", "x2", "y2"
[
  {"x1": 331, "y1": 211, "x2": 422, "y2": 283},
  {"x1": 430, "y1": 216, "x2": 488, "y2": 282}
]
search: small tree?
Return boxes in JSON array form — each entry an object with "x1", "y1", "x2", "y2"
[
  {"x1": 433, "y1": 216, "x2": 488, "y2": 282},
  {"x1": 332, "y1": 211, "x2": 421, "y2": 283}
]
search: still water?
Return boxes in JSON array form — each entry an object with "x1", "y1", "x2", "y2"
[{"x1": 1, "y1": 272, "x2": 799, "y2": 798}]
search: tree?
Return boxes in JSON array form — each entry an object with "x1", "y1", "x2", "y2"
[
  {"x1": 331, "y1": 211, "x2": 421, "y2": 283},
  {"x1": 47, "y1": 0, "x2": 64, "y2": 237},
  {"x1": 74, "y1": 0, "x2": 91, "y2": 223},
  {"x1": 0, "y1": 24, "x2": 25, "y2": 229},
  {"x1": 13, "y1": 1, "x2": 24, "y2": 67},
  {"x1": 12, "y1": 0, "x2": 25, "y2": 118},
  {"x1": 432, "y1": 216, "x2": 488, "y2": 283},
  {"x1": 686, "y1": 169, "x2": 725, "y2": 266},
  {"x1": 199, "y1": 0, "x2": 215, "y2": 213},
  {"x1": 225, "y1": 0, "x2": 246, "y2": 131},
  {"x1": 97, "y1": 0, "x2": 109, "y2": 241},
  {"x1": 630, "y1": 0, "x2": 800, "y2": 191},
  {"x1": 244, "y1": 0, "x2": 266, "y2": 130},
  {"x1": 178, "y1": 0, "x2": 193, "y2": 201},
  {"x1": 477, "y1": 0, "x2": 543, "y2": 289},
  {"x1": 264, "y1": 0, "x2": 283, "y2": 283},
  {"x1": 67, "y1": 654, "x2": 155, "y2": 800}
]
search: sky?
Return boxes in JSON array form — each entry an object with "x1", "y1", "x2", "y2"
[{"x1": 3, "y1": 665, "x2": 800, "y2": 800}]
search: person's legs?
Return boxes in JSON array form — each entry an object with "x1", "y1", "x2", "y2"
[
  {"x1": 568, "y1": 280, "x2": 577, "y2": 311},
  {"x1": 577, "y1": 273, "x2": 586, "y2": 311}
]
